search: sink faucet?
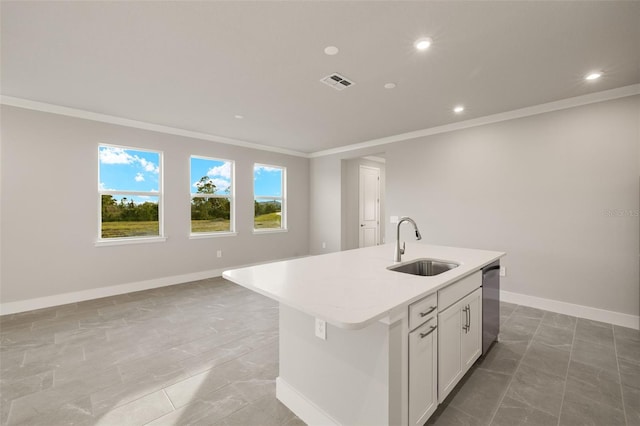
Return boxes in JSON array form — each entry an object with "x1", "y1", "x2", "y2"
[{"x1": 395, "y1": 217, "x2": 422, "y2": 262}]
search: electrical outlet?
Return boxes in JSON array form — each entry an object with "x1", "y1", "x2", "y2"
[
  {"x1": 322, "y1": 242, "x2": 326, "y2": 249},
  {"x1": 216, "y1": 250, "x2": 222, "y2": 258},
  {"x1": 390, "y1": 216, "x2": 399, "y2": 224},
  {"x1": 315, "y1": 318, "x2": 326, "y2": 340},
  {"x1": 499, "y1": 266, "x2": 506, "y2": 277}
]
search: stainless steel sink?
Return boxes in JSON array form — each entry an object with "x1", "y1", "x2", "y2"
[{"x1": 388, "y1": 258, "x2": 459, "y2": 276}]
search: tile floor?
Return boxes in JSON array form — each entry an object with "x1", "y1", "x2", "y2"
[
  {"x1": 428, "y1": 302, "x2": 640, "y2": 426},
  {"x1": 1, "y1": 278, "x2": 303, "y2": 426},
  {"x1": 1, "y1": 277, "x2": 638, "y2": 425}
]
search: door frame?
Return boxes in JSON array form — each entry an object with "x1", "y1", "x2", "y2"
[{"x1": 358, "y1": 165, "x2": 380, "y2": 248}]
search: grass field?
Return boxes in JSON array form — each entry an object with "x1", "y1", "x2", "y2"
[
  {"x1": 101, "y1": 221, "x2": 159, "y2": 238},
  {"x1": 254, "y1": 212, "x2": 281, "y2": 229},
  {"x1": 102, "y1": 214, "x2": 280, "y2": 238},
  {"x1": 191, "y1": 219, "x2": 231, "y2": 233}
]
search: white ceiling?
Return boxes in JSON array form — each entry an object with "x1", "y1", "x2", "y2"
[{"x1": 2, "y1": 1, "x2": 639, "y2": 155}]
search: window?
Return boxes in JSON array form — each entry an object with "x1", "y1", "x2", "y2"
[
  {"x1": 254, "y1": 163, "x2": 286, "y2": 231},
  {"x1": 190, "y1": 156, "x2": 234, "y2": 235},
  {"x1": 98, "y1": 145, "x2": 163, "y2": 241}
]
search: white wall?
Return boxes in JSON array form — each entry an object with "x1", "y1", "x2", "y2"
[
  {"x1": 278, "y1": 304, "x2": 402, "y2": 425},
  {"x1": 309, "y1": 155, "x2": 342, "y2": 254},
  {"x1": 310, "y1": 152, "x2": 390, "y2": 255},
  {"x1": 310, "y1": 95, "x2": 640, "y2": 320},
  {"x1": 0, "y1": 106, "x2": 309, "y2": 308}
]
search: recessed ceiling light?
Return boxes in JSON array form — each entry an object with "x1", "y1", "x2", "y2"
[
  {"x1": 585, "y1": 72, "x2": 602, "y2": 81},
  {"x1": 384, "y1": 83, "x2": 396, "y2": 89},
  {"x1": 414, "y1": 37, "x2": 432, "y2": 51},
  {"x1": 234, "y1": 115, "x2": 244, "y2": 119},
  {"x1": 324, "y1": 46, "x2": 339, "y2": 56},
  {"x1": 453, "y1": 105, "x2": 464, "y2": 114}
]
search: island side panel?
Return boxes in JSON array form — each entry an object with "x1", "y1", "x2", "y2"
[{"x1": 277, "y1": 304, "x2": 401, "y2": 425}]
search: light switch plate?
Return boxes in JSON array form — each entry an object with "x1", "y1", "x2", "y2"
[
  {"x1": 390, "y1": 216, "x2": 399, "y2": 224},
  {"x1": 315, "y1": 318, "x2": 326, "y2": 340}
]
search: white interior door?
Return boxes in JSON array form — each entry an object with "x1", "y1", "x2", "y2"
[{"x1": 359, "y1": 166, "x2": 380, "y2": 247}]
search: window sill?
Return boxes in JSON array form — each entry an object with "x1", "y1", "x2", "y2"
[
  {"x1": 189, "y1": 232, "x2": 237, "y2": 240},
  {"x1": 95, "y1": 236, "x2": 167, "y2": 247},
  {"x1": 252, "y1": 229, "x2": 288, "y2": 235}
]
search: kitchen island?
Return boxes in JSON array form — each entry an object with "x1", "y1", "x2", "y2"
[{"x1": 223, "y1": 243, "x2": 504, "y2": 425}]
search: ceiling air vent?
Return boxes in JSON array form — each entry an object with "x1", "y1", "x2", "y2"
[{"x1": 320, "y1": 73, "x2": 355, "y2": 91}]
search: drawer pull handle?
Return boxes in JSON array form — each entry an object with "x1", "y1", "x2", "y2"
[
  {"x1": 419, "y1": 306, "x2": 437, "y2": 317},
  {"x1": 420, "y1": 325, "x2": 437, "y2": 338},
  {"x1": 463, "y1": 305, "x2": 469, "y2": 333}
]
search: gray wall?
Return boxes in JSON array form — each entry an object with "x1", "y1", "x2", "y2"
[
  {"x1": 0, "y1": 105, "x2": 309, "y2": 303},
  {"x1": 310, "y1": 95, "x2": 640, "y2": 317},
  {"x1": 309, "y1": 155, "x2": 342, "y2": 254}
]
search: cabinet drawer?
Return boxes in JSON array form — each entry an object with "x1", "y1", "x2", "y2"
[
  {"x1": 438, "y1": 271, "x2": 481, "y2": 311},
  {"x1": 409, "y1": 293, "x2": 438, "y2": 331}
]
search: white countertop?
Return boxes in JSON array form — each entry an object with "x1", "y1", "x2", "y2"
[{"x1": 223, "y1": 243, "x2": 505, "y2": 330}]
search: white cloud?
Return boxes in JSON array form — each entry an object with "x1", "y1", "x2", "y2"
[
  {"x1": 99, "y1": 147, "x2": 133, "y2": 164},
  {"x1": 210, "y1": 178, "x2": 231, "y2": 192},
  {"x1": 138, "y1": 157, "x2": 159, "y2": 174},
  {"x1": 99, "y1": 182, "x2": 117, "y2": 191},
  {"x1": 134, "y1": 173, "x2": 145, "y2": 182},
  {"x1": 254, "y1": 165, "x2": 281, "y2": 174},
  {"x1": 99, "y1": 146, "x2": 159, "y2": 174},
  {"x1": 193, "y1": 177, "x2": 231, "y2": 192},
  {"x1": 207, "y1": 162, "x2": 231, "y2": 179}
]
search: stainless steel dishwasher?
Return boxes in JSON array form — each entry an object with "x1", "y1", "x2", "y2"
[{"x1": 482, "y1": 261, "x2": 501, "y2": 354}]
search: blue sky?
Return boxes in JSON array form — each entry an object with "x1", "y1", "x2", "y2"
[
  {"x1": 99, "y1": 146, "x2": 159, "y2": 203},
  {"x1": 99, "y1": 146, "x2": 283, "y2": 201},
  {"x1": 191, "y1": 157, "x2": 232, "y2": 194},
  {"x1": 254, "y1": 165, "x2": 282, "y2": 198}
]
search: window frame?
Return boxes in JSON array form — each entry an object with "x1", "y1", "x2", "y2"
[
  {"x1": 253, "y1": 163, "x2": 287, "y2": 233},
  {"x1": 189, "y1": 155, "x2": 236, "y2": 238},
  {"x1": 96, "y1": 143, "x2": 165, "y2": 246}
]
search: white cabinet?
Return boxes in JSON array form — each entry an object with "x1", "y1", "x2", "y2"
[
  {"x1": 461, "y1": 290, "x2": 482, "y2": 372},
  {"x1": 408, "y1": 294, "x2": 438, "y2": 426},
  {"x1": 437, "y1": 287, "x2": 482, "y2": 402}
]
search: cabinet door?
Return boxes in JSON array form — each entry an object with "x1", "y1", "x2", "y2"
[
  {"x1": 461, "y1": 288, "x2": 482, "y2": 371},
  {"x1": 409, "y1": 319, "x2": 438, "y2": 426},
  {"x1": 437, "y1": 303, "x2": 462, "y2": 402}
]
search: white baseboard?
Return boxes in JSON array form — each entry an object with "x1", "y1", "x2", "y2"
[
  {"x1": 501, "y1": 290, "x2": 640, "y2": 330},
  {"x1": 2, "y1": 262, "x2": 637, "y2": 331},
  {"x1": 0, "y1": 255, "x2": 310, "y2": 316},
  {"x1": 0, "y1": 268, "x2": 225, "y2": 316},
  {"x1": 276, "y1": 377, "x2": 339, "y2": 426}
]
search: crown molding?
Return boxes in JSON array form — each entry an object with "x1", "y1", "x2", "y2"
[
  {"x1": 0, "y1": 96, "x2": 310, "y2": 158},
  {"x1": 3, "y1": 84, "x2": 638, "y2": 160},
  {"x1": 309, "y1": 84, "x2": 640, "y2": 158}
]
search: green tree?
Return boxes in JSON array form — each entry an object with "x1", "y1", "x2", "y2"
[
  {"x1": 191, "y1": 176, "x2": 230, "y2": 221},
  {"x1": 196, "y1": 176, "x2": 216, "y2": 195},
  {"x1": 101, "y1": 195, "x2": 119, "y2": 222}
]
